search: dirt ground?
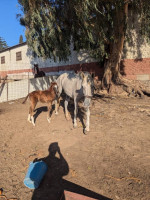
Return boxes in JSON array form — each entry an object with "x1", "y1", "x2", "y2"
[{"x1": 0, "y1": 94, "x2": 150, "y2": 200}]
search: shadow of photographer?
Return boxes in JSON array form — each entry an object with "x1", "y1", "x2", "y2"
[
  {"x1": 32, "y1": 142, "x2": 69, "y2": 200},
  {"x1": 31, "y1": 142, "x2": 112, "y2": 200}
]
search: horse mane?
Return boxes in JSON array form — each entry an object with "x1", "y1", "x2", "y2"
[{"x1": 48, "y1": 82, "x2": 56, "y2": 93}]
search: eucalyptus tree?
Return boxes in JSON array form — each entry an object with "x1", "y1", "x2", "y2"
[{"x1": 18, "y1": 0, "x2": 150, "y2": 96}]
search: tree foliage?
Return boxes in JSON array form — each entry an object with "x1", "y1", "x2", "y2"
[
  {"x1": 18, "y1": 0, "x2": 150, "y2": 62},
  {"x1": 0, "y1": 37, "x2": 8, "y2": 51}
]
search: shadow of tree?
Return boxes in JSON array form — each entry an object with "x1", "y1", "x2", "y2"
[
  {"x1": 120, "y1": 8, "x2": 147, "y2": 79},
  {"x1": 122, "y1": 8, "x2": 146, "y2": 61},
  {"x1": 29, "y1": 77, "x2": 51, "y2": 92}
]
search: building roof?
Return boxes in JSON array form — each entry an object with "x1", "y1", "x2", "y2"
[{"x1": 0, "y1": 42, "x2": 27, "y2": 53}]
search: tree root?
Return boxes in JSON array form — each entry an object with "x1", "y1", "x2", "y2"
[
  {"x1": 116, "y1": 77, "x2": 150, "y2": 97},
  {"x1": 99, "y1": 75, "x2": 150, "y2": 98}
]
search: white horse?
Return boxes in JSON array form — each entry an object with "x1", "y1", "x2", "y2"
[{"x1": 55, "y1": 71, "x2": 94, "y2": 134}]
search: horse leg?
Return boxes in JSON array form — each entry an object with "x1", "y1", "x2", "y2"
[
  {"x1": 28, "y1": 99, "x2": 33, "y2": 123},
  {"x1": 65, "y1": 96, "x2": 70, "y2": 120},
  {"x1": 84, "y1": 106, "x2": 90, "y2": 134},
  {"x1": 54, "y1": 97, "x2": 60, "y2": 115},
  {"x1": 47, "y1": 102, "x2": 52, "y2": 123},
  {"x1": 30, "y1": 101, "x2": 36, "y2": 126},
  {"x1": 28, "y1": 106, "x2": 35, "y2": 126},
  {"x1": 73, "y1": 99, "x2": 78, "y2": 128},
  {"x1": 28, "y1": 108, "x2": 31, "y2": 123}
]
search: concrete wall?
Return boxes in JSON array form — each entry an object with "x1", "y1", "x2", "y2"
[
  {"x1": 123, "y1": 10, "x2": 150, "y2": 60},
  {"x1": 120, "y1": 10, "x2": 150, "y2": 81},
  {"x1": 0, "y1": 76, "x2": 58, "y2": 103}
]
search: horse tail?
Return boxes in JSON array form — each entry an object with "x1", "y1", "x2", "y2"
[{"x1": 22, "y1": 94, "x2": 29, "y2": 104}]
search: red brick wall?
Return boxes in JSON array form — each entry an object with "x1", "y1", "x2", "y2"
[
  {"x1": 1, "y1": 58, "x2": 150, "y2": 80},
  {"x1": 120, "y1": 58, "x2": 150, "y2": 80},
  {"x1": 43, "y1": 62, "x2": 104, "y2": 78},
  {"x1": 0, "y1": 62, "x2": 104, "y2": 79}
]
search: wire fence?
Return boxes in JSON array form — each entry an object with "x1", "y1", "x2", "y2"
[{"x1": 0, "y1": 75, "x2": 58, "y2": 103}]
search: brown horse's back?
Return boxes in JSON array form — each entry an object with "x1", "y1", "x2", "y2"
[{"x1": 29, "y1": 90, "x2": 54, "y2": 103}]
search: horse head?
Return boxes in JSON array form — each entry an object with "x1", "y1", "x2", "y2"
[
  {"x1": 49, "y1": 82, "x2": 59, "y2": 97},
  {"x1": 79, "y1": 71, "x2": 94, "y2": 100},
  {"x1": 33, "y1": 63, "x2": 39, "y2": 74}
]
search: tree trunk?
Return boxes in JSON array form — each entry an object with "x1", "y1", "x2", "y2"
[
  {"x1": 100, "y1": 1, "x2": 149, "y2": 97},
  {"x1": 102, "y1": 1, "x2": 128, "y2": 89}
]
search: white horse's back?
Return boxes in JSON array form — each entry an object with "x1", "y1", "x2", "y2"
[{"x1": 56, "y1": 72, "x2": 82, "y2": 98}]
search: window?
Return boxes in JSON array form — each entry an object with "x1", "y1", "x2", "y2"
[
  {"x1": 1, "y1": 56, "x2": 5, "y2": 64},
  {"x1": 16, "y1": 51, "x2": 22, "y2": 61}
]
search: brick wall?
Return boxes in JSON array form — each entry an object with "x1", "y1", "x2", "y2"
[{"x1": 120, "y1": 58, "x2": 150, "y2": 80}]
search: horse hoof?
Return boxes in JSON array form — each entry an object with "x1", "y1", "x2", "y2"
[
  {"x1": 66, "y1": 116, "x2": 70, "y2": 121},
  {"x1": 55, "y1": 112, "x2": 58, "y2": 115},
  {"x1": 84, "y1": 129, "x2": 89, "y2": 134},
  {"x1": 47, "y1": 118, "x2": 51, "y2": 123},
  {"x1": 73, "y1": 124, "x2": 77, "y2": 128},
  {"x1": 27, "y1": 118, "x2": 31, "y2": 123},
  {"x1": 84, "y1": 130, "x2": 88, "y2": 135}
]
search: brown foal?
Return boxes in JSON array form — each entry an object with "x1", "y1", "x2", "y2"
[{"x1": 22, "y1": 82, "x2": 59, "y2": 126}]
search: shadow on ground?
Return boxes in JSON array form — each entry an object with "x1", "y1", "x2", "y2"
[{"x1": 31, "y1": 142, "x2": 111, "y2": 200}]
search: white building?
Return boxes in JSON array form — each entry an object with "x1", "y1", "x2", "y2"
[
  {"x1": 1, "y1": 36, "x2": 150, "y2": 81},
  {"x1": 0, "y1": 42, "x2": 98, "y2": 80}
]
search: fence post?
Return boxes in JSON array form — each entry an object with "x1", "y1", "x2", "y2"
[
  {"x1": 28, "y1": 72, "x2": 30, "y2": 94},
  {"x1": 7, "y1": 81, "x2": 8, "y2": 101}
]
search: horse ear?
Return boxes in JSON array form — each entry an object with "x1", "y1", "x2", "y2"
[{"x1": 79, "y1": 71, "x2": 85, "y2": 80}]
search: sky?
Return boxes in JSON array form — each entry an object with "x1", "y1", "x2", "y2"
[{"x1": 0, "y1": 0, "x2": 26, "y2": 47}]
